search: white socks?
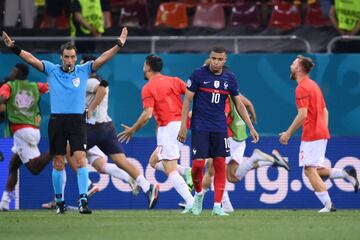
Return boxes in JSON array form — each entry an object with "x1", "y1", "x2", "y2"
[
  {"x1": 169, "y1": 171, "x2": 194, "y2": 206},
  {"x1": 330, "y1": 168, "x2": 356, "y2": 186},
  {"x1": 235, "y1": 161, "x2": 252, "y2": 180},
  {"x1": 315, "y1": 191, "x2": 332, "y2": 209},
  {"x1": 257, "y1": 160, "x2": 274, "y2": 167},
  {"x1": 155, "y1": 162, "x2": 189, "y2": 178},
  {"x1": 136, "y1": 175, "x2": 150, "y2": 193},
  {"x1": 176, "y1": 165, "x2": 187, "y2": 176},
  {"x1": 104, "y1": 163, "x2": 131, "y2": 183},
  {"x1": 1, "y1": 191, "x2": 14, "y2": 203}
]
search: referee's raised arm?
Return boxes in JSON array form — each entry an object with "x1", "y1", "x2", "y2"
[
  {"x1": 92, "y1": 27, "x2": 128, "y2": 72},
  {"x1": 2, "y1": 31, "x2": 44, "y2": 72}
]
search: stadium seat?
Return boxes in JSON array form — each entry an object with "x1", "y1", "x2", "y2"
[
  {"x1": 119, "y1": 4, "x2": 149, "y2": 28},
  {"x1": 228, "y1": 3, "x2": 261, "y2": 29},
  {"x1": 268, "y1": 2, "x2": 301, "y2": 30},
  {"x1": 304, "y1": 2, "x2": 330, "y2": 26},
  {"x1": 192, "y1": 3, "x2": 226, "y2": 29},
  {"x1": 39, "y1": 10, "x2": 69, "y2": 29},
  {"x1": 155, "y1": 2, "x2": 188, "y2": 29}
]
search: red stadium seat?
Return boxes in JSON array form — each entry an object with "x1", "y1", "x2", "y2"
[
  {"x1": 155, "y1": 2, "x2": 189, "y2": 29},
  {"x1": 268, "y1": 2, "x2": 301, "y2": 30},
  {"x1": 119, "y1": 4, "x2": 149, "y2": 28},
  {"x1": 228, "y1": 3, "x2": 261, "y2": 28},
  {"x1": 304, "y1": 3, "x2": 330, "y2": 26},
  {"x1": 39, "y1": 10, "x2": 69, "y2": 29},
  {"x1": 192, "y1": 3, "x2": 226, "y2": 29}
]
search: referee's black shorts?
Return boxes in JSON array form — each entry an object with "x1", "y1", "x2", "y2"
[{"x1": 48, "y1": 114, "x2": 87, "y2": 156}]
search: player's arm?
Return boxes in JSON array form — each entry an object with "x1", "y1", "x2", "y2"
[
  {"x1": 323, "y1": 107, "x2": 329, "y2": 128},
  {"x1": 239, "y1": 94, "x2": 256, "y2": 124},
  {"x1": 0, "y1": 84, "x2": 10, "y2": 122},
  {"x1": 231, "y1": 95, "x2": 259, "y2": 143},
  {"x1": 118, "y1": 107, "x2": 153, "y2": 143},
  {"x1": 74, "y1": 12, "x2": 101, "y2": 36},
  {"x1": 92, "y1": 27, "x2": 128, "y2": 71},
  {"x1": 87, "y1": 81, "x2": 107, "y2": 118},
  {"x1": 177, "y1": 89, "x2": 194, "y2": 143},
  {"x1": 2, "y1": 31, "x2": 44, "y2": 72},
  {"x1": 279, "y1": 107, "x2": 307, "y2": 145}
]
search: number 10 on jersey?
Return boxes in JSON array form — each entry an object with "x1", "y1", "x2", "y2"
[{"x1": 211, "y1": 93, "x2": 220, "y2": 104}]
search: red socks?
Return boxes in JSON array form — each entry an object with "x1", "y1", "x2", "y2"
[
  {"x1": 191, "y1": 159, "x2": 205, "y2": 193},
  {"x1": 213, "y1": 157, "x2": 226, "y2": 203}
]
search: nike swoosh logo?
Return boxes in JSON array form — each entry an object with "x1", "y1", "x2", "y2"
[{"x1": 204, "y1": 81, "x2": 210, "y2": 84}]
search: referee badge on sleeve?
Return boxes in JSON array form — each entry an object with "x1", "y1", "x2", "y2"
[
  {"x1": 73, "y1": 77, "x2": 80, "y2": 87},
  {"x1": 187, "y1": 79, "x2": 192, "y2": 87}
]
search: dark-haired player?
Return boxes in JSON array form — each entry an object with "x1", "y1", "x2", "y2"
[{"x1": 177, "y1": 47, "x2": 259, "y2": 216}]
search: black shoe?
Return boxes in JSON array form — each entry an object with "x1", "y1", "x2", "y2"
[
  {"x1": 79, "y1": 198, "x2": 92, "y2": 214},
  {"x1": 346, "y1": 168, "x2": 359, "y2": 193},
  {"x1": 272, "y1": 149, "x2": 290, "y2": 171},
  {"x1": 146, "y1": 184, "x2": 159, "y2": 209},
  {"x1": 56, "y1": 201, "x2": 66, "y2": 214}
]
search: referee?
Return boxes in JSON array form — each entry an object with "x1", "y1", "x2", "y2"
[{"x1": 2, "y1": 28, "x2": 128, "y2": 214}]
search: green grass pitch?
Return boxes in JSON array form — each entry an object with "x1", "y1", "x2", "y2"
[{"x1": 1, "y1": 210, "x2": 359, "y2": 240}]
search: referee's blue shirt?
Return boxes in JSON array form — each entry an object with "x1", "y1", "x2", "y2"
[{"x1": 42, "y1": 60, "x2": 93, "y2": 114}]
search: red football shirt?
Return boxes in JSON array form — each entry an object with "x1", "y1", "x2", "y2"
[
  {"x1": 295, "y1": 76, "x2": 330, "y2": 141},
  {"x1": 142, "y1": 74, "x2": 186, "y2": 126}
]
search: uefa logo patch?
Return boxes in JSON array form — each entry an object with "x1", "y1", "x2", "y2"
[
  {"x1": 214, "y1": 80, "x2": 220, "y2": 89},
  {"x1": 187, "y1": 79, "x2": 192, "y2": 87},
  {"x1": 72, "y1": 77, "x2": 80, "y2": 87}
]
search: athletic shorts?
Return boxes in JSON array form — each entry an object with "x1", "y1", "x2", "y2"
[
  {"x1": 299, "y1": 139, "x2": 328, "y2": 167},
  {"x1": 87, "y1": 145, "x2": 108, "y2": 165},
  {"x1": 12, "y1": 127, "x2": 40, "y2": 164},
  {"x1": 48, "y1": 114, "x2": 87, "y2": 156},
  {"x1": 157, "y1": 121, "x2": 183, "y2": 161},
  {"x1": 226, "y1": 138, "x2": 246, "y2": 165},
  {"x1": 86, "y1": 121, "x2": 124, "y2": 155},
  {"x1": 191, "y1": 130, "x2": 230, "y2": 159}
]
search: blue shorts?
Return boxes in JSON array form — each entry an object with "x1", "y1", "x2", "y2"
[
  {"x1": 191, "y1": 130, "x2": 230, "y2": 159},
  {"x1": 86, "y1": 122, "x2": 124, "y2": 155}
]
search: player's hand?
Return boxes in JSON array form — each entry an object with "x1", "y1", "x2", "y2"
[
  {"x1": 250, "y1": 114, "x2": 257, "y2": 124},
  {"x1": 177, "y1": 127, "x2": 187, "y2": 143},
  {"x1": 87, "y1": 109, "x2": 94, "y2": 119},
  {"x1": 117, "y1": 27, "x2": 128, "y2": 47},
  {"x1": 279, "y1": 131, "x2": 291, "y2": 145},
  {"x1": 250, "y1": 128, "x2": 259, "y2": 143},
  {"x1": 117, "y1": 124, "x2": 134, "y2": 144},
  {"x1": 2, "y1": 31, "x2": 15, "y2": 48}
]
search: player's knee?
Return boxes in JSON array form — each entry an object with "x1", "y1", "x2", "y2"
[
  {"x1": 226, "y1": 174, "x2": 238, "y2": 183},
  {"x1": 149, "y1": 159, "x2": 158, "y2": 169},
  {"x1": 27, "y1": 165, "x2": 41, "y2": 175},
  {"x1": 53, "y1": 156, "x2": 65, "y2": 170},
  {"x1": 226, "y1": 166, "x2": 239, "y2": 183}
]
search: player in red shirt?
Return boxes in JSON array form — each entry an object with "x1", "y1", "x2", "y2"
[
  {"x1": 280, "y1": 55, "x2": 359, "y2": 213},
  {"x1": 0, "y1": 63, "x2": 52, "y2": 211},
  {"x1": 118, "y1": 55, "x2": 194, "y2": 211}
]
